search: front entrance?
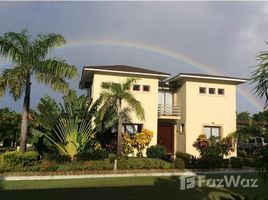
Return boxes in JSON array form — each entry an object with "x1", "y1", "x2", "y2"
[{"x1": 157, "y1": 124, "x2": 174, "y2": 154}]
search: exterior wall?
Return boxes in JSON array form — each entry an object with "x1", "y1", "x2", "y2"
[
  {"x1": 184, "y1": 79, "x2": 237, "y2": 157},
  {"x1": 91, "y1": 72, "x2": 159, "y2": 147},
  {"x1": 176, "y1": 82, "x2": 187, "y2": 153}
]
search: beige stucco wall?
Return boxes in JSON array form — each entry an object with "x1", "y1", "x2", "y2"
[
  {"x1": 91, "y1": 72, "x2": 159, "y2": 146},
  {"x1": 174, "y1": 79, "x2": 237, "y2": 157}
]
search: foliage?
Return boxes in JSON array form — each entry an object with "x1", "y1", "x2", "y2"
[
  {"x1": 173, "y1": 158, "x2": 185, "y2": 169},
  {"x1": 176, "y1": 152, "x2": 193, "y2": 168},
  {"x1": 40, "y1": 160, "x2": 58, "y2": 171},
  {"x1": 237, "y1": 111, "x2": 251, "y2": 122},
  {"x1": 146, "y1": 145, "x2": 166, "y2": 159},
  {"x1": 31, "y1": 91, "x2": 116, "y2": 155},
  {"x1": 76, "y1": 149, "x2": 109, "y2": 161},
  {"x1": 133, "y1": 129, "x2": 154, "y2": 157},
  {"x1": 0, "y1": 29, "x2": 77, "y2": 152},
  {"x1": 122, "y1": 133, "x2": 135, "y2": 155},
  {"x1": 193, "y1": 134, "x2": 235, "y2": 158},
  {"x1": 195, "y1": 157, "x2": 229, "y2": 169},
  {"x1": 117, "y1": 158, "x2": 171, "y2": 169},
  {"x1": 99, "y1": 77, "x2": 145, "y2": 155},
  {"x1": 250, "y1": 46, "x2": 268, "y2": 108},
  {"x1": 44, "y1": 118, "x2": 95, "y2": 161},
  {"x1": 0, "y1": 107, "x2": 21, "y2": 147},
  {"x1": 230, "y1": 157, "x2": 243, "y2": 168},
  {"x1": 0, "y1": 151, "x2": 38, "y2": 172},
  {"x1": 122, "y1": 129, "x2": 154, "y2": 157}
]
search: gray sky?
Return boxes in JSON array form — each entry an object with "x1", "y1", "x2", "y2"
[{"x1": 0, "y1": 1, "x2": 267, "y2": 114}]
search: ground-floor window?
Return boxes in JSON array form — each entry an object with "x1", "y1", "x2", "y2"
[
  {"x1": 204, "y1": 126, "x2": 221, "y2": 140},
  {"x1": 122, "y1": 123, "x2": 143, "y2": 135}
]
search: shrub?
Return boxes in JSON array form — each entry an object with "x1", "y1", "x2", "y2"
[
  {"x1": 193, "y1": 134, "x2": 235, "y2": 158},
  {"x1": 90, "y1": 149, "x2": 109, "y2": 160},
  {"x1": 173, "y1": 158, "x2": 185, "y2": 169},
  {"x1": 40, "y1": 160, "x2": 59, "y2": 171},
  {"x1": 196, "y1": 157, "x2": 228, "y2": 169},
  {"x1": 67, "y1": 159, "x2": 113, "y2": 171},
  {"x1": 146, "y1": 145, "x2": 166, "y2": 159},
  {"x1": 176, "y1": 152, "x2": 193, "y2": 168},
  {"x1": 230, "y1": 157, "x2": 243, "y2": 168},
  {"x1": 2, "y1": 151, "x2": 38, "y2": 167},
  {"x1": 242, "y1": 157, "x2": 256, "y2": 167},
  {"x1": 122, "y1": 129, "x2": 154, "y2": 157},
  {"x1": 117, "y1": 158, "x2": 171, "y2": 169}
]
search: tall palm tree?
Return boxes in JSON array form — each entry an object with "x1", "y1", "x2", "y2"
[
  {"x1": 0, "y1": 29, "x2": 77, "y2": 152},
  {"x1": 100, "y1": 78, "x2": 145, "y2": 155},
  {"x1": 251, "y1": 47, "x2": 268, "y2": 109}
]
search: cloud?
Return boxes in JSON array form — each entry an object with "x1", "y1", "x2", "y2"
[{"x1": 0, "y1": 1, "x2": 267, "y2": 113}]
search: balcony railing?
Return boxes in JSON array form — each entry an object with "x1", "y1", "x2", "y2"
[{"x1": 158, "y1": 104, "x2": 181, "y2": 117}]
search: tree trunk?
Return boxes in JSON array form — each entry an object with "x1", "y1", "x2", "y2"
[
  {"x1": 117, "y1": 99, "x2": 122, "y2": 156},
  {"x1": 20, "y1": 74, "x2": 31, "y2": 152}
]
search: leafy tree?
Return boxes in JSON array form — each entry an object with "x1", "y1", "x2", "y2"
[
  {"x1": 0, "y1": 29, "x2": 77, "y2": 152},
  {"x1": 99, "y1": 78, "x2": 145, "y2": 155},
  {"x1": 0, "y1": 107, "x2": 21, "y2": 147},
  {"x1": 237, "y1": 111, "x2": 251, "y2": 122}
]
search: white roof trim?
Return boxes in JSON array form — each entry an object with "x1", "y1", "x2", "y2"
[
  {"x1": 84, "y1": 68, "x2": 170, "y2": 78},
  {"x1": 169, "y1": 74, "x2": 247, "y2": 83}
]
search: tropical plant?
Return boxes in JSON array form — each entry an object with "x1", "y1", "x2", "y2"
[
  {"x1": 43, "y1": 117, "x2": 94, "y2": 161},
  {"x1": 250, "y1": 45, "x2": 268, "y2": 109},
  {"x1": 0, "y1": 107, "x2": 21, "y2": 147},
  {"x1": 0, "y1": 29, "x2": 77, "y2": 152},
  {"x1": 99, "y1": 78, "x2": 145, "y2": 155},
  {"x1": 133, "y1": 129, "x2": 154, "y2": 157},
  {"x1": 193, "y1": 134, "x2": 235, "y2": 158}
]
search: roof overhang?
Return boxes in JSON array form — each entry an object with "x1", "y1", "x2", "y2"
[
  {"x1": 167, "y1": 74, "x2": 248, "y2": 85},
  {"x1": 79, "y1": 67, "x2": 170, "y2": 89}
]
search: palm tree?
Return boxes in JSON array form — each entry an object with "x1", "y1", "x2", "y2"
[
  {"x1": 251, "y1": 46, "x2": 268, "y2": 109},
  {"x1": 99, "y1": 78, "x2": 145, "y2": 155},
  {"x1": 0, "y1": 29, "x2": 77, "y2": 152}
]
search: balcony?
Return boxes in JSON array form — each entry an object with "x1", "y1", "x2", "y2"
[{"x1": 158, "y1": 104, "x2": 181, "y2": 119}]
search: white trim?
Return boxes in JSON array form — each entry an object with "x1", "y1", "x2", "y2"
[
  {"x1": 84, "y1": 68, "x2": 170, "y2": 78},
  {"x1": 168, "y1": 74, "x2": 247, "y2": 83}
]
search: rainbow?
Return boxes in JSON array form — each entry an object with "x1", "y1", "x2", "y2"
[
  {"x1": 0, "y1": 39, "x2": 263, "y2": 111},
  {"x1": 58, "y1": 39, "x2": 263, "y2": 112}
]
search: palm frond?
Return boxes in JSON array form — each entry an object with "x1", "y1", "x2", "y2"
[
  {"x1": 33, "y1": 33, "x2": 66, "y2": 59},
  {"x1": 0, "y1": 67, "x2": 27, "y2": 100},
  {"x1": 123, "y1": 92, "x2": 145, "y2": 120},
  {"x1": 0, "y1": 30, "x2": 29, "y2": 64}
]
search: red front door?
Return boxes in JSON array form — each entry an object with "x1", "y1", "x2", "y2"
[{"x1": 157, "y1": 125, "x2": 174, "y2": 154}]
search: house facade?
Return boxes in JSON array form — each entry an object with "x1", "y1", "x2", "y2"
[{"x1": 80, "y1": 65, "x2": 247, "y2": 157}]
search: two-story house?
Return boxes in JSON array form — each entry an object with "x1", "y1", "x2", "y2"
[{"x1": 79, "y1": 65, "x2": 247, "y2": 157}]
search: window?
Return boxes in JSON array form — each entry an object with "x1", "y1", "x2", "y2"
[
  {"x1": 209, "y1": 88, "x2": 215, "y2": 94},
  {"x1": 204, "y1": 126, "x2": 220, "y2": 140},
  {"x1": 218, "y1": 88, "x2": 225, "y2": 95},
  {"x1": 179, "y1": 124, "x2": 185, "y2": 133},
  {"x1": 143, "y1": 85, "x2": 150, "y2": 92},
  {"x1": 122, "y1": 123, "x2": 143, "y2": 135},
  {"x1": 133, "y1": 85, "x2": 140, "y2": 91},
  {"x1": 101, "y1": 82, "x2": 110, "y2": 89},
  {"x1": 199, "y1": 87, "x2": 206, "y2": 94}
]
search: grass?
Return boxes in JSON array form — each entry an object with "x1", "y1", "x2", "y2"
[{"x1": 0, "y1": 174, "x2": 267, "y2": 200}]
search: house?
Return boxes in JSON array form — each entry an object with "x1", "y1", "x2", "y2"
[{"x1": 79, "y1": 65, "x2": 247, "y2": 157}]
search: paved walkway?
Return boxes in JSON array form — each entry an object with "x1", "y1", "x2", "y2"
[{"x1": 0, "y1": 169, "x2": 256, "y2": 181}]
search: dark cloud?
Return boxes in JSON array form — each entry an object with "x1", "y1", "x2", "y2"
[{"x1": 0, "y1": 1, "x2": 267, "y2": 113}]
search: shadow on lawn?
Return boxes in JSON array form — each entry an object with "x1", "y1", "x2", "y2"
[{"x1": 0, "y1": 177, "x2": 265, "y2": 200}]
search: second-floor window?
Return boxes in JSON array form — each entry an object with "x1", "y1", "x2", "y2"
[
  {"x1": 199, "y1": 87, "x2": 206, "y2": 94},
  {"x1": 143, "y1": 85, "x2": 150, "y2": 92},
  {"x1": 209, "y1": 88, "x2": 215, "y2": 94},
  {"x1": 158, "y1": 90, "x2": 173, "y2": 105},
  {"x1": 218, "y1": 88, "x2": 225, "y2": 95},
  {"x1": 101, "y1": 82, "x2": 110, "y2": 89},
  {"x1": 133, "y1": 84, "x2": 140, "y2": 91}
]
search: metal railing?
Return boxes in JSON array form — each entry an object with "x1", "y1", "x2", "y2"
[{"x1": 158, "y1": 104, "x2": 181, "y2": 117}]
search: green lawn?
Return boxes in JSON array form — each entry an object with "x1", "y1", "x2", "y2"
[{"x1": 0, "y1": 174, "x2": 267, "y2": 200}]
